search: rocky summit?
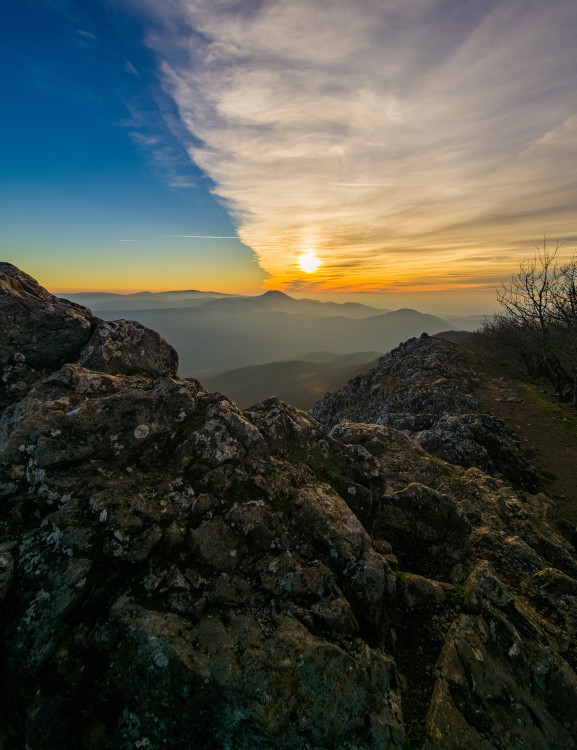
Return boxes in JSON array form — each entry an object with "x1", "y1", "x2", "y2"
[{"x1": 1, "y1": 263, "x2": 577, "y2": 750}]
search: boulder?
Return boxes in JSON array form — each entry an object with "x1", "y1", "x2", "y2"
[
  {"x1": 424, "y1": 562, "x2": 577, "y2": 749},
  {"x1": 77, "y1": 319, "x2": 178, "y2": 378},
  {"x1": 0, "y1": 262, "x2": 93, "y2": 371},
  {"x1": 0, "y1": 263, "x2": 93, "y2": 409},
  {"x1": 0, "y1": 264, "x2": 179, "y2": 413}
]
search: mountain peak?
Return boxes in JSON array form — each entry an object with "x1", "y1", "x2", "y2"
[{"x1": 259, "y1": 289, "x2": 294, "y2": 300}]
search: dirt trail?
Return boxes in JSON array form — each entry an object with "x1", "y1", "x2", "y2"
[{"x1": 473, "y1": 360, "x2": 577, "y2": 527}]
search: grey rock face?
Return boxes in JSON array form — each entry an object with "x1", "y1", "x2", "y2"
[
  {"x1": 425, "y1": 561, "x2": 577, "y2": 750},
  {"x1": 1, "y1": 267, "x2": 576, "y2": 749},
  {"x1": 312, "y1": 334, "x2": 536, "y2": 488},
  {"x1": 0, "y1": 263, "x2": 93, "y2": 409},
  {"x1": 0, "y1": 262, "x2": 93, "y2": 371},
  {"x1": 77, "y1": 319, "x2": 178, "y2": 378},
  {"x1": 312, "y1": 335, "x2": 479, "y2": 427},
  {"x1": 0, "y1": 264, "x2": 178, "y2": 414}
]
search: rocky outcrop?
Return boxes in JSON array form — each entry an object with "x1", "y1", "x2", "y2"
[
  {"x1": 311, "y1": 334, "x2": 537, "y2": 489},
  {"x1": 0, "y1": 263, "x2": 177, "y2": 414},
  {"x1": 0, "y1": 263, "x2": 93, "y2": 369},
  {"x1": 1, "y1": 267, "x2": 576, "y2": 749},
  {"x1": 77, "y1": 319, "x2": 178, "y2": 378},
  {"x1": 0, "y1": 263, "x2": 93, "y2": 410}
]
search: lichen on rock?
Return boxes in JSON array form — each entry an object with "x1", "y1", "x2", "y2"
[{"x1": 1, "y1": 265, "x2": 576, "y2": 749}]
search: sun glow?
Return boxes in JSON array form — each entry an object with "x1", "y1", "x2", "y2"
[{"x1": 298, "y1": 252, "x2": 321, "y2": 273}]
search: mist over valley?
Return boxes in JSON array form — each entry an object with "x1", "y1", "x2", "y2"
[
  {"x1": 203, "y1": 351, "x2": 382, "y2": 410},
  {"x1": 62, "y1": 289, "x2": 484, "y2": 405}
]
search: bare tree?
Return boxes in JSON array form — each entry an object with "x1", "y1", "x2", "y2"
[
  {"x1": 550, "y1": 256, "x2": 577, "y2": 404},
  {"x1": 487, "y1": 240, "x2": 577, "y2": 403}
]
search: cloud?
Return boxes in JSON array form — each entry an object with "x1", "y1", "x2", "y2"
[
  {"x1": 164, "y1": 235, "x2": 241, "y2": 240},
  {"x1": 129, "y1": 0, "x2": 577, "y2": 291},
  {"x1": 124, "y1": 60, "x2": 139, "y2": 77}
]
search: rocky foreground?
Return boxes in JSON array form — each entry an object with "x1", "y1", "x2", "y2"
[{"x1": 1, "y1": 262, "x2": 577, "y2": 749}]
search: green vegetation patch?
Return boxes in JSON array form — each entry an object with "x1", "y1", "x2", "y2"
[
  {"x1": 451, "y1": 584, "x2": 465, "y2": 604},
  {"x1": 520, "y1": 383, "x2": 577, "y2": 441},
  {"x1": 286, "y1": 440, "x2": 309, "y2": 465},
  {"x1": 287, "y1": 441, "x2": 349, "y2": 477},
  {"x1": 285, "y1": 440, "x2": 352, "y2": 495},
  {"x1": 314, "y1": 452, "x2": 349, "y2": 479}
]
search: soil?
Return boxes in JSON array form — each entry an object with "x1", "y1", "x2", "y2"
[{"x1": 472, "y1": 356, "x2": 577, "y2": 528}]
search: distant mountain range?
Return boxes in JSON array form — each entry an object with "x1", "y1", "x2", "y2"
[
  {"x1": 198, "y1": 290, "x2": 387, "y2": 318},
  {"x1": 59, "y1": 288, "x2": 482, "y2": 379},
  {"x1": 93, "y1": 306, "x2": 450, "y2": 376},
  {"x1": 62, "y1": 288, "x2": 388, "y2": 317},
  {"x1": 61, "y1": 289, "x2": 230, "y2": 311}
]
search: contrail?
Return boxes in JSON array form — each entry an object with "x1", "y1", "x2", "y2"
[
  {"x1": 164, "y1": 234, "x2": 240, "y2": 239},
  {"x1": 163, "y1": 234, "x2": 294, "y2": 242}
]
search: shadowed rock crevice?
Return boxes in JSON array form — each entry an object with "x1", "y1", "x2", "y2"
[{"x1": 1, "y1": 265, "x2": 576, "y2": 749}]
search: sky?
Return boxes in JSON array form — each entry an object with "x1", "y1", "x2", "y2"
[{"x1": 1, "y1": 0, "x2": 576, "y2": 314}]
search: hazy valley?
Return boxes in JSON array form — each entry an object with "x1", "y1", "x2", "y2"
[
  {"x1": 62, "y1": 289, "x2": 485, "y2": 406},
  {"x1": 203, "y1": 350, "x2": 382, "y2": 410}
]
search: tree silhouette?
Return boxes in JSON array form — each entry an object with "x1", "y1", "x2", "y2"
[{"x1": 487, "y1": 240, "x2": 577, "y2": 404}]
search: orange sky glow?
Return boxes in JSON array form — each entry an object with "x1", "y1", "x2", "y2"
[{"x1": 5, "y1": 0, "x2": 576, "y2": 317}]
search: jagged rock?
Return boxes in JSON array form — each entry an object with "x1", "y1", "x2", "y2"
[
  {"x1": 373, "y1": 483, "x2": 472, "y2": 578},
  {"x1": 0, "y1": 263, "x2": 93, "y2": 371},
  {"x1": 0, "y1": 263, "x2": 179, "y2": 412},
  {"x1": 399, "y1": 573, "x2": 451, "y2": 609},
  {"x1": 1, "y1": 266, "x2": 576, "y2": 750},
  {"x1": 425, "y1": 561, "x2": 577, "y2": 749},
  {"x1": 312, "y1": 334, "x2": 480, "y2": 428},
  {"x1": 329, "y1": 421, "x2": 440, "y2": 494},
  {"x1": 0, "y1": 541, "x2": 15, "y2": 604},
  {"x1": 77, "y1": 319, "x2": 179, "y2": 378},
  {"x1": 415, "y1": 413, "x2": 534, "y2": 486},
  {"x1": 0, "y1": 269, "x2": 407, "y2": 748},
  {"x1": 462, "y1": 560, "x2": 512, "y2": 612},
  {"x1": 312, "y1": 335, "x2": 537, "y2": 489},
  {"x1": 0, "y1": 263, "x2": 93, "y2": 409},
  {"x1": 244, "y1": 396, "x2": 326, "y2": 456},
  {"x1": 0, "y1": 364, "x2": 202, "y2": 480}
]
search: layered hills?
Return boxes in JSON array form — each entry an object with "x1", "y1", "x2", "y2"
[
  {"x1": 203, "y1": 351, "x2": 382, "y2": 410},
  {"x1": 62, "y1": 288, "x2": 387, "y2": 317},
  {"x1": 61, "y1": 289, "x2": 454, "y2": 379},
  {"x1": 1, "y1": 262, "x2": 577, "y2": 749}
]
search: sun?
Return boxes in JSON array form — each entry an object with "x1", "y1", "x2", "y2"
[{"x1": 298, "y1": 252, "x2": 321, "y2": 273}]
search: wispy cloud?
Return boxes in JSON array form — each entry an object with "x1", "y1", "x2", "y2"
[
  {"x1": 122, "y1": 104, "x2": 201, "y2": 191},
  {"x1": 124, "y1": 60, "x2": 139, "y2": 77},
  {"x1": 164, "y1": 235, "x2": 240, "y2": 240},
  {"x1": 129, "y1": 0, "x2": 577, "y2": 292}
]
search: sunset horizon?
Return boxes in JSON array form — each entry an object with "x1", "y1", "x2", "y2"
[
  {"x1": 2, "y1": 1, "x2": 576, "y2": 315},
  {"x1": 3, "y1": 3, "x2": 577, "y2": 738},
  {"x1": 46, "y1": 280, "x2": 498, "y2": 318}
]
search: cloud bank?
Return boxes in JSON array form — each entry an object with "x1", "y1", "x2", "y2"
[{"x1": 130, "y1": 0, "x2": 577, "y2": 292}]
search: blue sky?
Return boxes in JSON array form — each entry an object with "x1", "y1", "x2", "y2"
[
  {"x1": 1, "y1": 0, "x2": 576, "y2": 313},
  {"x1": 0, "y1": 0, "x2": 265, "y2": 293}
]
